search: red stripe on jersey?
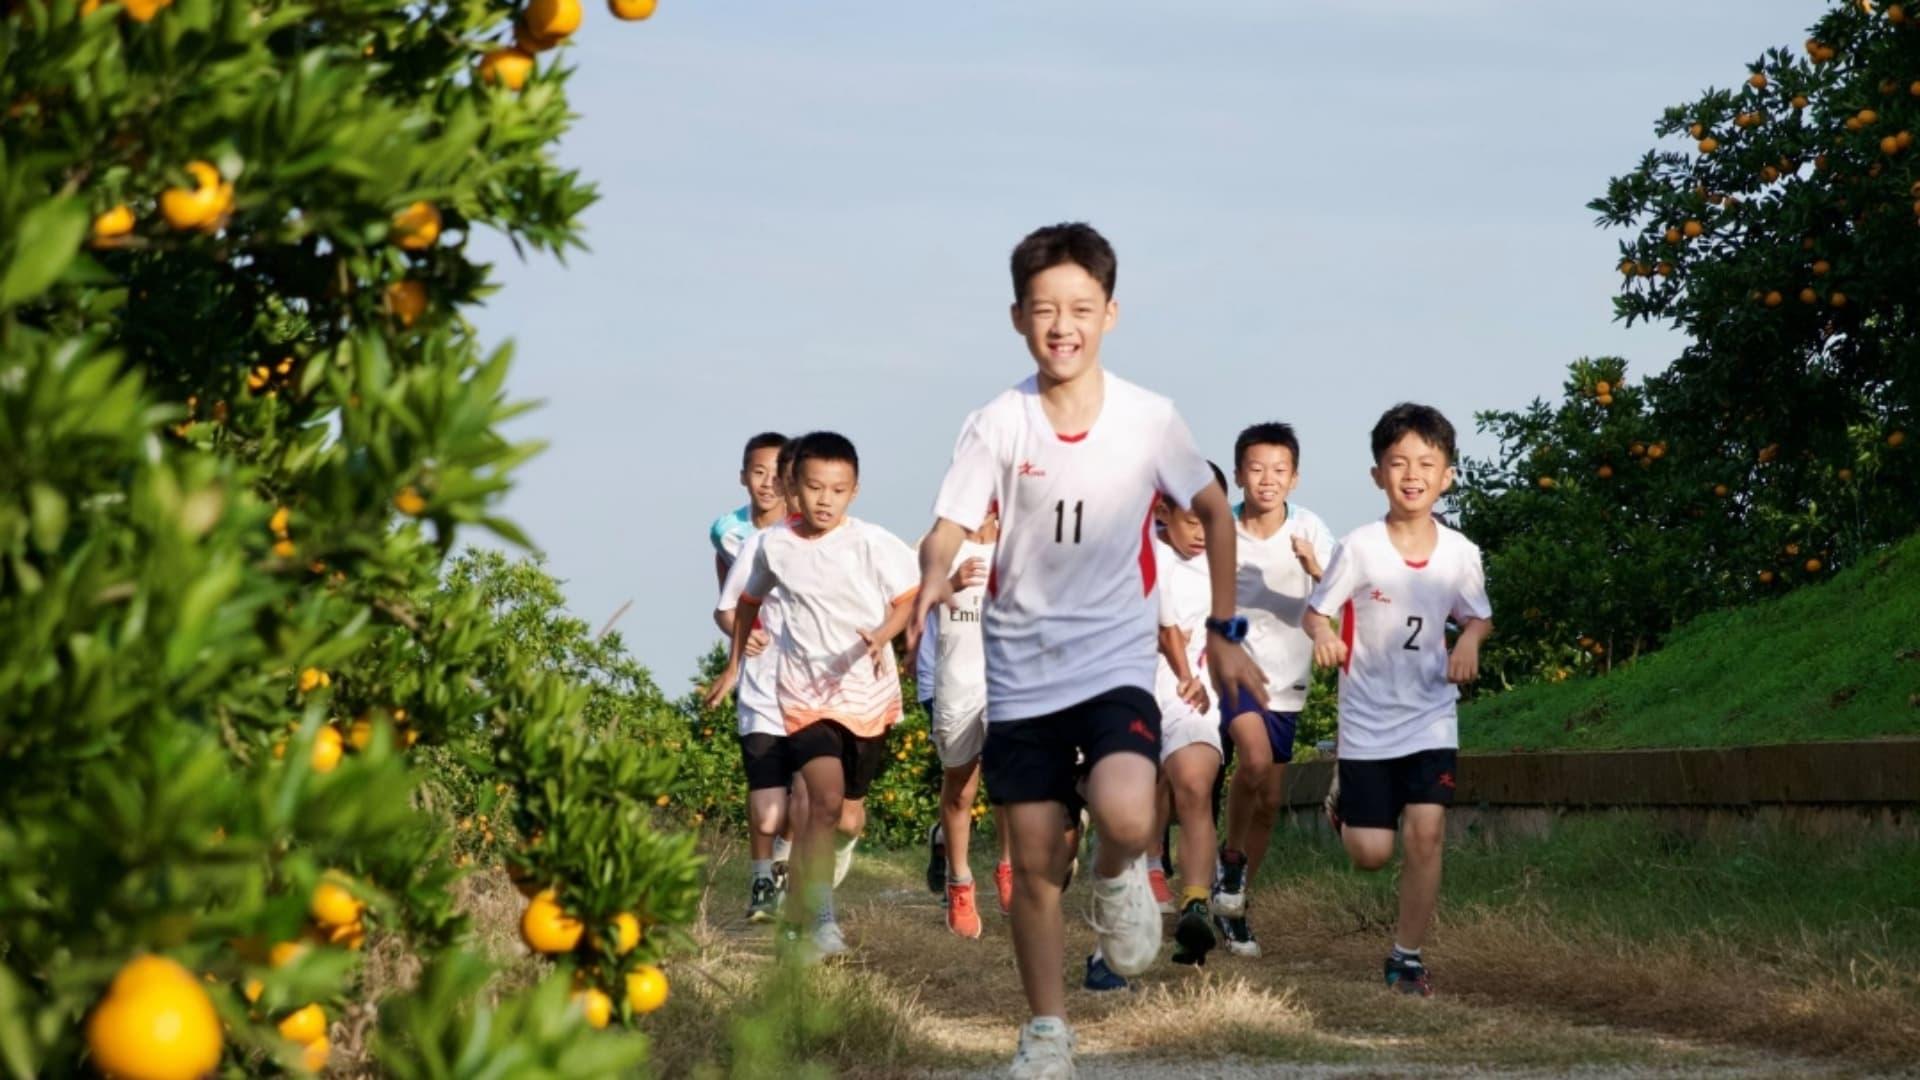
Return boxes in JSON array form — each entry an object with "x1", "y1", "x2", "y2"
[
  {"x1": 987, "y1": 550, "x2": 999, "y2": 600},
  {"x1": 1340, "y1": 598, "x2": 1355, "y2": 675},
  {"x1": 1057, "y1": 430, "x2": 1089, "y2": 443},
  {"x1": 1138, "y1": 496, "x2": 1158, "y2": 596},
  {"x1": 1404, "y1": 558, "x2": 1429, "y2": 570}
]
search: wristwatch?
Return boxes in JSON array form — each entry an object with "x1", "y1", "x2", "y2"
[{"x1": 1204, "y1": 615, "x2": 1249, "y2": 644}]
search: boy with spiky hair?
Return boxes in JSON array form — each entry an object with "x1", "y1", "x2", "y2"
[
  {"x1": 912, "y1": 223, "x2": 1265, "y2": 1080},
  {"x1": 706, "y1": 431, "x2": 919, "y2": 958},
  {"x1": 1305, "y1": 403, "x2": 1493, "y2": 997},
  {"x1": 710, "y1": 431, "x2": 788, "y2": 587},
  {"x1": 1211, "y1": 421, "x2": 1336, "y2": 957}
]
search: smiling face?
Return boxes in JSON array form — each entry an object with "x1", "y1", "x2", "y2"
[
  {"x1": 1236, "y1": 442, "x2": 1298, "y2": 516},
  {"x1": 795, "y1": 457, "x2": 857, "y2": 534},
  {"x1": 741, "y1": 445, "x2": 783, "y2": 515},
  {"x1": 1010, "y1": 262, "x2": 1117, "y2": 386},
  {"x1": 1371, "y1": 431, "x2": 1454, "y2": 518}
]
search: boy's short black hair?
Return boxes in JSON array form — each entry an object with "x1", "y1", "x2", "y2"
[
  {"x1": 1233, "y1": 422, "x2": 1301, "y2": 472},
  {"x1": 1370, "y1": 403, "x2": 1457, "y2": 465},
  {"x1": 1163, "y1": 461, "x2": 1230, "y2": 511},
  {"x1": 1011, "y1": 223, "x2": 1117, "y2": 305},
  {"x1": 792, "y1": 430, "x2": 859, "y2": 479},
  {"x1": 741, "y1": 431, "x2": 787, "y2": 470}
]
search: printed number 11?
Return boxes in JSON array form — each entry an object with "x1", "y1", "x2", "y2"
[{"x1": 1054, "y1": 500, "x2": 1083, "y2": 544}]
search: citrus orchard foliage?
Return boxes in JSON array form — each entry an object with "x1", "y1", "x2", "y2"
[
  {"x1": 0, "y1": 0, "x2": 695, "y2": 1074},
  {"x1": 1458, "y1": 1, "x2": 1917, "y2": 685}
]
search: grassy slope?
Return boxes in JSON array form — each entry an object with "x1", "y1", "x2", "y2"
[{"x1": 1460, "y1": 531, "x2": 1920, "y2": 752}]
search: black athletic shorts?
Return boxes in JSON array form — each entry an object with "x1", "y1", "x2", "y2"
[
  {"x1": 788, "y1": 719, "x2": 891, "y2": 799},
  {"x1": 1335, "y1": 748, "x2": 1458, "y2": 830},
  {"x1": 737, "y1": 733, "x2": 791, "y2": 793},
  {"x1": 982, "y1": 686, "x2": 1160, "y2": 809}
]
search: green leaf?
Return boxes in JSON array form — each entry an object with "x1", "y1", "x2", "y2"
[{"x1": 0, "y1": 198, "x2": 88, "y2": 308}]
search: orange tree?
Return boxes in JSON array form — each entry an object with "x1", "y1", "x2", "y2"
[
  {"x1": 1457, "y1": 0, "x2": 1916, "y2": 685},
  {"x1": 0, "y1": 0, "x2": 694, "y2": 1076}
]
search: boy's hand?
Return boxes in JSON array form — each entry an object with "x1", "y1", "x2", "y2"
[
  {"x1": 1312, "y1": 630, "x2": 1348, "y2": 671},
  {"x1": 1205, "y1": 637, "x2": 1266, "y2": 708},
  {"x1": 1447, "y1": 639, "x2": 1481, "y2": 684},
  {"x1": 744, "y1": 627, "x2": 771, "y2": 658},
  {"x1": 907, "y1": 574, "x2": 954, "y2": 654},
  {"x1": 1291, "y1": 535, "x2": 1323, "y2": 580},
  {"x1": 701, "y1": 664, "x2": 739, "y2": 710},
  {"x1": 950, "y1": 557, "x2": 988, "y2": 593},
  {"x1": 857, "y1": 627, "x2": 892, "y2": 676},
  {"x1": 1177, "y1": 674, "x2": 1211, "y2": 714}
]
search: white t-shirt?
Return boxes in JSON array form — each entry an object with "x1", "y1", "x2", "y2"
[
  {"x1": 743, "y1": 516, "x2": 919, "y2": 737},
  {"x1": 932, "y1": 371, "x2": 1215, "y2": 722},
  {"x1": 1306, "y1": 519, "x2": 1492, "y2": 760},
  {"x1": 1235, "y1": 505, "x2": 1336, "y2": 713},
  {"x1": 1152, "y1": 537, "x2": 1211, "y2": 714},
  {"x1": 716, "y1": 525, "x2": 788, "y2": 738},
  {"x1": 933, "y1": 540, "x2": 995, "y2": 727}
]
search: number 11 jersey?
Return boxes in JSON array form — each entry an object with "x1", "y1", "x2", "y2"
[
  {"x1": 1307, "y1": 519, "x2": 1492, "y2": 760},
  {"x1": 933, "y1": 371, "x2": 1215, "y2": 723}
]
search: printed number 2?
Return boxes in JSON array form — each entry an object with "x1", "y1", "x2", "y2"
[
  {"x1": 1403, "y1": 616, "x2": 1424, "y2": 651},
  {"x1": 1053, "y1": 500, "x2": 1084, "y2": 544}
]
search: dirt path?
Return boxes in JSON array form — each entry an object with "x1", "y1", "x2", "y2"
[{"x1": 683, "y1": 850, "x2": 1915, "y2": 1079}]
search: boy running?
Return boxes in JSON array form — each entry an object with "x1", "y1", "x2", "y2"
[
  {"x1": 1304, "y1": 403, "x2": 1492, "y2": 996},
  {"x1": 911, "y1": 223, "x2": 1264, "y2": 1080},
  {"x1": 1212, "y1": 423, "x2": 1336, "y2": 956},
  {"x1": 706, "y1": 431, "x2": 919, "y2": 958},
  {"x1": 710, "y1": 432, "x2": 788, "y2": 587}
]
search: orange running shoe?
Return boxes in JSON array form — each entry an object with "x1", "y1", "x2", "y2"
[
  {"x1": 995, "y1": 860, "x2": 1014, "y2": 915},
  {"x1": 1147, "y1": 865, "x2": 1175, "y2": 914},
  {"x1": 947, "y1": 880, "x2": 982, "y2": 939}
]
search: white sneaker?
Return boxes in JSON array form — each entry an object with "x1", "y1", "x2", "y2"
[
  {"x1": 1088, "y1": 855, "x2": 1161, "y2": 977},
  {"x1": 1008, "y1": 1018, "x2": 1075, "y2": 1079},
  {"x1": 811, "y1": 919, "x2": 849, "y2": 958},
  {"x1": 832, "y1": 835, "x2": 858, "y2": 887}
]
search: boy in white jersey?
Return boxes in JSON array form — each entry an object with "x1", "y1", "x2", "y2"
[
  {"x1": 1212, "y1": 422, "x2": 1336, "y2": 957},
  {"x1": 1147, "y1": 462, "x2": 1232, "y2": 971},
  {"x1": 1305, "y1": 404, "x2": 1493, "y2": 997},
  {"x1": 706, "y1": 431, "x2": 920, "y2": 958},
  {"x1": 715, "y1": 436, "x2": 799, "y2": 923},
  {"x1": 911, "y1": 223, "x2": 1265, "y2": 1080},
  {"x1": 709, "y1": 432, "x2": 788, "y2": 588}
]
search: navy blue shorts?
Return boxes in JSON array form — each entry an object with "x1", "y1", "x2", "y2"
[{"x1": 1218, "y1": 689, "x2": 1298, "y2": 764}]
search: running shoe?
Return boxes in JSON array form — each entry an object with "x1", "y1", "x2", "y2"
[
  {"x1": 925, "y1": 822, "x2": 946, "y2": 895},
  {"x1": 1213, "y1": 911, "x2": 1261, "y2": 958},
  {"x1": 1171, "y1": 898, "x2": 1216, "y2": 966},
  {"x1": 1009, "y1": 1017, "x2": 1076, "y2": 1079},
  {"x1": 1089, "y1": 856, "x2": 1161, "y2": 976},
  {"x1": 947, "y1": 879, "x2": 982, "y2": 939},
  {"x1": 746, "y1": 875, "x2": 778, "y2": 923},
  {"x1": 1213, "y1": 849, "x2": 1248, "y2": 917},
  {"x1": 1082, "y1": 952, "x2": 1128, "y2": 992},
  {"x1": 1147, "y1": 865, "x2": 1175, "y2": 914},
  {"x1": 811, "y1": 919, "x2": 850, "y2": 959},
  {"x1": 995, "y1": 860, "x2": 1014, "y2": 915},
  {"x1": 1385, "y1": 954, "x2": 1433, "y2": 996}
]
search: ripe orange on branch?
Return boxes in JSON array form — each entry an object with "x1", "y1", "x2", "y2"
[{"x1": 84, "y1": 957, "x2": 222, "y2": 1080}]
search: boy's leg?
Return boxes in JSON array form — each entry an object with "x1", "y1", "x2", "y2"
[
  {"x1": 1238, "y1": 711, "x2": 1297, "y2": 879},
  {"x1": 1394, "y1": 804, "x2": 1446, "y2": 951},
  {"x1": 1006, "y1": 799, "x2": 1077, "y2": 1018},
  {"x1": 1079, "y1": 690, "x2": 1165, "y2": 976},
  {"x1": 1164, "y1": 742, "x2": 1222, "y2": 965},
  {"x1": 1216, "y1": 707, "x2": 1274, "y2": 921},
  {"x1": 993, "y1": 804, "x2": 1015, "y2": 915},
  {"x1": 794, "y1": 755, "x2": 846, "y2": 919},
  {"x1": 1146, "y1": 781, "x2": 1174, "y2": 912}
]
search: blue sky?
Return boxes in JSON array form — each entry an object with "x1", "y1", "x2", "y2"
[{"x1": 464, "y1": 0, "x2": 1818, "y2": 690}]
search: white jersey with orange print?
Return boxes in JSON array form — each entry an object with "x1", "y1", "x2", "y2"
[
  {"x1": 716, "y1": 526, "x2": 787, "y2": 739},
  {"x1": 1306, "y1": 519, "x2": 1492, "y2": 760},
  {"x1": 932, "y1": 371, "x2": 1215, "y2": 722},
  {"x1": 1235, "y1": 504, "x2": 1337, "y2": 713},
  {"x1": 1151, "y1": 536, "x2": 1210, "y2": 717},
  {"x1": 742, "y1": 515, "x2": 919, "y2": 738}
]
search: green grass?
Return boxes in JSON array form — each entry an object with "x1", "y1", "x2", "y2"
[{"x1": 1460, "y1": 531, "x2": 1920, "y2": 751}]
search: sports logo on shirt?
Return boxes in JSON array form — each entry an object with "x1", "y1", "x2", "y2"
[
  {"x1": 1127, "y1": 717, "x2": 1156, "y2": 744},
  {"x1": 1369, "y1": 588, "x2": 1391, "y2": 604},
  {"x1": 1017, "y1": 461, "x2": 1046, "y2": 478}
]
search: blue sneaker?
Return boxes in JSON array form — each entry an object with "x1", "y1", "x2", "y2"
[
  {"x1": 1385, "y1": 954, "x2": 1433, "y2": 996},
  {"x1": 1082, "y1": 952, "x2": 1129, "y2": 992}
]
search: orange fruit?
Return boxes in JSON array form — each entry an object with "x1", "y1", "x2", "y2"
[
  {"x1": 1663, "y1": 226, "x2": 1681, "y2": 244},
  {"x1": 1763, "y1": 290, "x2": 1783, "y2": 307},
  {"x1": 1785, "y1": 542, "x2": 1801, "y2": 556},
  {"x1": 1860, "y1": 108, "x2": 1879, "y2": 125},
  {"x1": 326, "y1": 919, "x2": 365, "y2": 949},
  {"x1": 1596, "y1": 392, "x2": 1614, "y2": 407},
  {"x1": 1689, "y1": 122, "x2": 1705, "y2": 139},
  {"x1": 301, "y1": 1035, "x2": 330, "y2": 1072},
  {"x1": 277, "y1": 1003, "x2": 327, "y2": 1045},
  {"x1": 386, "y1": 279, "x2": 428, "y2": 326},
  {"x1": 346, "y1": 717, "x2": 374, "y2": 750},
  {"x1": 1812, "y1": 259, "x2": 1830, "y2": 275},
  {"x1": 600, "y1": 912, "x2": 641, "y2": 955},
  {"x1": 1713, "y1": 484, "x2": 1729, "y2": 498},
  {"x1": 1838, "y1": 468, "x2": 1854, "y2": 482},
  {"x1": 91, "y1": 203, "x2": 136, "y2": 247},
  {"x1": 394, "y1": 486, "x2": 427, "y2": 515},
  {"x1": 1912, "y1": 81, "x2": 1920, "y2": 97},
  {"x1": 521, "y1": 889, "x2": 584, "y2": 953},
  {"x1": 1882, "y1": 135, "x2": 1901, "y2": 155},
  {"x1": 1748, "y1": 71, "x2": 1767, "y2": 89},
  {"x1": 1648, "y1": 443, "x2": 1667, "y2": 460},
  {"x1": 1899, "y1": 130, "x2": 1915, "y2": 150},
  {"x1": 310, "y1": 878, "x2": 363, "y2": 928},
  {"x1": 478, "y1": 47, "x2": 535, "y2": 91},
  {"x1": 1892, "y1": 3, "x2": 1908, "y2": 21},
  {"x1": 1594, "y1": 379, "x2": 1612, "y2": 396},
  {"x1": 626, "y1": 964, "x2": 669, "y2": 1014},
  {"x1": 1891, "y1": 431, "x2": 1908, "y2": 447},
  {"x1": 1596, "y1": 465, "x2": 1614, "y2": 479},
  {"x1": 391, "y1": 201, "x2": 441, "y2": 251},
  {"x1": 123, "y1": 0, "x2": 172, "y2": 21},
  {"x1": 1830, "y1": 292, "x2": 1848, "y2": 308},
  {"x1": 608, "y1": 0, "x2": 656, "y2": 18},
  {"x1": 86, "y1": 956, "x2": 223, "y2": 1080},
  {"x1": 269, "y1": 940, "x2": 309, "y2": 969},
  {"x1": 159, "y1": 161, "x2": 231, "y2": 232},
  {"x1": 243, "y1": 978, "x2": 264, "y2": 1004},
  {"x1": 1805, "y1": 558, "x2": 1823, "y2": 573},
  {"x1": 572, "y1": 987, "x2": 614, "y2": 1029},
  {"x1": 1698, "y1": 136, "x2": 1719, "y2": 154},
  {"x1": 1758, "y1": 444, "x2": 1779, "y2": 463},
  {"x1": 310, "y1": 727, "x2": 343, "y2": 774},
  {"x1": 1655, "y1": 261, "x2": 1672, "y2": 276},
  {"x1": 524, "y1": 0, "x2": 582, "y2": 40},
  {"x1": 1682, "y1": 219, "x2": 1703, "y2": 238},
  {"x1": 1792, "y1": 94, "x2": 1809, "y2": 109},
  {"x1": 1799, "y1": 287, "x2": 1817, "y2": 304}
]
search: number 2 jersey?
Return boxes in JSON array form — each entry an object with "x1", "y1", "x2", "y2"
[
  {"x1": 1306, "y1": 519, "x2": 1492, "y2": 760},
  {"x1": 932, "y1": 371, "x2": 1215, "y2": 722}
]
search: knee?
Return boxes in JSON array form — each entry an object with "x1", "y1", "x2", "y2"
[
  {"x1": 1172, "y1": 776, "x2": 1213, "y2": 814},
  {"x1": 1403, "y1": 823, "x2": 1444, "y2": 863},
  {"x1": 1098, "y1": 809, "x2": 1155, "y2": 852},
  {"x1": 1234, "y1": 759, "x2": 1273, "y2": 793},
  {"x1": 1347, "y1": 837, "x2": 1395, "y2": 872},
  {"x1": 750, "y1": 806, "x2": 783, "y2": 836},
  {"x1": 1253, "y1": 779, "x2": 1286, "y2": 815}
]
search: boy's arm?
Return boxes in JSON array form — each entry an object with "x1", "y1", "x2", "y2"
[
  {"x1": 1304, "y1": 609, "x2": 1346, "y2": 670},
  {"x1": 713, "y1": 552, "x2": 730, "y2": 591},
  {"x1": 701, "y1": 595, "x2": 761, "y2": 708},
  {"x1": 860, "y1": 591, "x2": 920, "y2": 675},
  {"x1": 908, "y1": 519, "x2": 965, "y2": 654},
  {"x1": 1448, "y1": 617, "x2": 1492, "y2": 684},
  {"x1": 1190, "y1": 481, "x2": 1267, "y2": 705}
]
